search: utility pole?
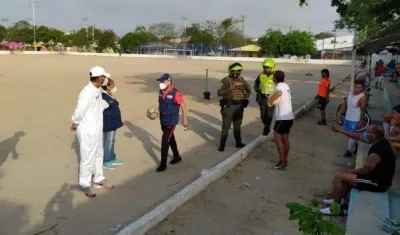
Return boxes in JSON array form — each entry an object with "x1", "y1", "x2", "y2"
[
  {"x1": 83, "y1": 17, "x2": 89, "y2": 48},
  {"x1": 29, "y1": 0, "x2": 38, "y2": 47},
  {"x1": 240, "y1": 15, "x2": 245, "y2": 46},
  {"x1": 182, "y1": 16, "x2": 188, "y2": 49},
  {"x1": 332, "y1": 29, "x2": 337, "y2": 60},
  {"x1": 1, "y1": 18, "x2": 8, "y2": 28}
]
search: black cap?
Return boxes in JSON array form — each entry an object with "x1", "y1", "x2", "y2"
[{"x1": 157, "y1": 73, "x2": 172, "y2": 82}]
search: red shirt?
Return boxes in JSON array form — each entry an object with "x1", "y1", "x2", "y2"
[{"x1": 161, "y1": 85, "x2": 184, "y2": 105}]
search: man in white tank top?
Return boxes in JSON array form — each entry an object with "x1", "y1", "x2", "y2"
[
  {"x1": 267, "y1": 70, "x2": 294, "y2": 170},
  {"x1": 339, "y1": 80, "x2": 367, "y2": 157}
]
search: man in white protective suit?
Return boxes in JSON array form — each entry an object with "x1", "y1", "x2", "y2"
[{"x1": 71, "y1": 66, "x2": 114, "y2": 198}]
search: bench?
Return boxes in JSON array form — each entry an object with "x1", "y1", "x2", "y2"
[{"x1": 345, "y1": 143, "x2": 389, "y2": 235}]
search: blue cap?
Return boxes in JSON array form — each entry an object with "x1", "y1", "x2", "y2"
[{"x1": 157, "y1": 73, "x2": 172, "y2": 82}]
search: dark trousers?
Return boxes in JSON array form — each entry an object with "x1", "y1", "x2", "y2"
[
  {"x1": 259, "y1": 96, "x2": 275, "y2": 132},
  {"x1": 220, "y1": 104, "x2": 244, "y2": 144},
  {"x1": 160, "y1": 124, "x2": 180, "y2": 166}
]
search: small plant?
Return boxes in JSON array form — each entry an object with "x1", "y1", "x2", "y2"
[{"x1": 286, "y1": 198, "x2": 345, "y2": 235}]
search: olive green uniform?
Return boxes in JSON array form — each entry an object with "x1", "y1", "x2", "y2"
[{"x1": 217, "y1": 76, "x2": 251, "y2": 149}]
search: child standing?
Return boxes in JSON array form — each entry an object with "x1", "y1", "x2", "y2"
[
  {"x1": 315, "y1": 69, "x2": 331, "y2": 125},
  {"x1": 101, "y1": 79, "x2": 124, "y2": 169}
]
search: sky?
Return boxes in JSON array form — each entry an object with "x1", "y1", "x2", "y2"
[{"x1": 0, "y1": 0, "x2": 345, "y2": 38}]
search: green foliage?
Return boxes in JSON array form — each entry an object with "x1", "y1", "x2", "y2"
[
  {"x1": 258, "y1": 29, "x2": 286, "y2": 57},
  {"x1": 285, "y1": 30, "x2": 316, "y2": 56},
  {"x1": 258, "y1": 29, "x2": 316, "y2": 57},
  {"x1": 97, "y1": 30, "x2": 118, "y2": 52},
  {"x1": 0, "y1": 25, "x2": 7, "y2": 42},
  {"x1": 6, "y1": 20, "x2": 33, "y2": 43},
  {"x1": 314, "y1": 32, "x2": 335, "y2": 40},
  {"x1": 286, "y1": 199, "x2": 345, "y2": 235},
  {"x1": 119, "y1": 25, "x2": 156, "y2": 52}
]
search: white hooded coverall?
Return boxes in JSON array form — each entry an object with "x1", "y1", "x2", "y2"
[{"x1": 72, "y1": 82, "x2": 109, "y2": 188}]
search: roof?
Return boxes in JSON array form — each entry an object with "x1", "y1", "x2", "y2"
[
  {"x1": 315, "y1": 35, "x2": 354, "y2": 51},
  {"x1": 356, "y1": 21, "x2": 400, "y2": 54},
  {"x1": 229, "y1": 44, "x2": 261, "y2": 52}
]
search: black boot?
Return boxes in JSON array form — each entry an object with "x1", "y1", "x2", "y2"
[
  {"x1": 234, "y1": 130, "x2": 246, "y2": 148},
  {"x1": 219, "y1": 134, "x2": 228, "y2": 152},
  {"x1": 156, "y1": 164, "x2": 167, "y2": 172},
  {"x1": 218, "y1": 143, "x2": 225, "y2": 152},
  {"x1": 262, "y1": 127, "x2": 270, "y2": 136}
]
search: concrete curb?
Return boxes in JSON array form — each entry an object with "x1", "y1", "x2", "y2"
[{"x1": 117, "y1": 75, "x2": 350, "y2": 235}]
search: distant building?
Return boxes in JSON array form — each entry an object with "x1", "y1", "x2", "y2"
[
  {"x1": 315, "y1": 35, "x2": 354, "y2": 60},
  {"x1": 228, "y1": 44, "x2": 261, "y2": 57}
]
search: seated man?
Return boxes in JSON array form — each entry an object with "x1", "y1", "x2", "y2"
[
  {"x1": 320, "y1": 124, "x2": 396, "y2": 215},
  {"x1": 382, "y1": 112, "x2": 400, "y2": 135}
]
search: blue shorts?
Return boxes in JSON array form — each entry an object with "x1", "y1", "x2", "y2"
[{"x1": 343, "y1": 119, "x2": 358, "y2": 131}]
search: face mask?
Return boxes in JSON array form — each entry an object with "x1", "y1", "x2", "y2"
[
  {"x1": 363, "y1": 130, "x2": 374, "y2": 142},
  {"x1": 102, "y1": 78, "x2": 109, "y2": 86},
  {"x1": 231, "y1": 72, "x2": 240, "y2": 78},
  {"x1": 111, "y1": 87, "x2": 117, "y2": 94},
  {"x1": 159, "y1": 83, "x2": 167, "y2": 90}
]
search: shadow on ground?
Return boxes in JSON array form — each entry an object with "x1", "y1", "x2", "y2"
[
  {"x1": 8, "y1": 75, "x2": 351, "y2": 235},
  {"x1": 0, "y1": 131, "x2": 26, "y2": 168}
]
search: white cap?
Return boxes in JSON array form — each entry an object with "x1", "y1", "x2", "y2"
[{"x1": 89, "y1": 66, "x2": 111, "y2": 78}]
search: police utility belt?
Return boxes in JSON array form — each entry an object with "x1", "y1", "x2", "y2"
[
  {"x1": 259, "y1": 93, "x2": 271, "y2": 98},
  {"x1": 219, "y1": 99, "x2": 249, "y2": 108}
]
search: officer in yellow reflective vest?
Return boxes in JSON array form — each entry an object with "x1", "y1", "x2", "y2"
[{"x1": 254, "y1": 58, "x2": 276, "y2": 136}]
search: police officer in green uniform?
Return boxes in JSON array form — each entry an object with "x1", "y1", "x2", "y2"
[
  {"x1": 217, "y1": 62, "x2": 251, "y2": 152},
  {"x1": 254, "y1": 58, "x2": 276, "y2": 136}
]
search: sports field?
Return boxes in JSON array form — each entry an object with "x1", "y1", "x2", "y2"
[{"x1": 0, "y1": 55, "x2": 350, "y2": 235}]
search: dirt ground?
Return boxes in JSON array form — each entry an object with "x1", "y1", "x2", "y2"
[
  {"x1": 0, "y1": 54, "x2": 350, "y2": 235},
  {"x1": 149, "y1": 81, "x2": 354, "y2": 235}
]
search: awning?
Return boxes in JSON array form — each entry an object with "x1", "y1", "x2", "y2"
[{"x1": 356, "y1": 21, "x2": 400, "y2": 54}]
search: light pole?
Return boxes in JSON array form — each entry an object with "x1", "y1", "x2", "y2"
[
  {"x1": 1, "y1": 18, "x2": 8, "y2": 28},
  {"x1": 182, "y1": 16, "x2": 187, "y2": 49},
  {"x1": 332, "y1": 29, "x2": 337, "y2": 60},
  {"x1": 29, "y1": 0, "x2": 38, "y2": 48},
  {"x1": 200, "y1": 24, "x2": 204, "y2": 56},
  {"x1": 83, "y1": 17, "x2": 89, "y2": 50}
]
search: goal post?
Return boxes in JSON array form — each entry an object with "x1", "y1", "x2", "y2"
[{"x1": 163, "y1": 49, "x2": 194, "y2": 58}]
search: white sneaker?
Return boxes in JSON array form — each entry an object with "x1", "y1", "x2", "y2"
[
  {"x1": 320, "y1": 207, "x2": 348, "y2": 216},
  {"x1": 322, "y1": 198, "x2": 345, "y2": 206}
]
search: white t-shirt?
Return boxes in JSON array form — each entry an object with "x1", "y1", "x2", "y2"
[{"x1": 274, "y1": 82, "x2": 294, "y2": 120}]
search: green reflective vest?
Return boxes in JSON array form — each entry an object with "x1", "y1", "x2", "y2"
[{"x1": 259, "y1": 73, "x2": 275, "y2": 94}]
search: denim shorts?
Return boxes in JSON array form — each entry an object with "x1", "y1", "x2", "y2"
[{"x1": 343, "y1": 119, "x2": 358, "y2": 131}]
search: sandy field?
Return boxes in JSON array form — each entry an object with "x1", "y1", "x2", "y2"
[
  {"x1": 150, "y1": 81, "x2": 353, "y2": 235},
  {"x1": 0, "y1": 54, "x2": 350, "y2": 235}
]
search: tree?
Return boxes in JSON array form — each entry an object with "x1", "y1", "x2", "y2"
[
  {"x1": 300, "y1": 0, "x2": 400, "y2": 41},
  {"x1": 0, "y1": 25, "x2": 7, "y2": 42},
  {"x1": 284, "y1": 30, "x2": 316, "y2": 56},
  {"x1": 71, "y1": 27, "x2": 102, "y2": 47},
  {"x1": 216, "y1": 17, "x2": 242, "y2": 49},
  {"x1": 258, "y1": 29, "x2": 286, "y2": 57},
  {"x1": 6, "y1": 20, "x2": 33, "y2": 43},
  {"x1": 97, "y1": 29, "x2": 118, "y2": 52},
  {"x1": 314, "y1": 32, "x2": 335, "y2": 40},
  {"x1": 185, "y1": 23, "x2": 215, "y2": 45},
  {"x1": 148, "y1": 22, "x2": 176, "y2": 40},
  {"x1": 119, "y1": 25, "x2": 156, "y2": 52}
]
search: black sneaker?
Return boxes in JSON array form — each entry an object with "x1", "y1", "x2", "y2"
[
  {"x1": 273, "y1": 161, "x2": 287, "y2": 170},
  {"x1": 262, "y1": 128, "x2": 270, "y2": 136},
  {"x1": 236, "y1": 143, "x2": 246, "y2": 148},
  {"x1": 218, "y1": 144, "x2": 225, "y2": 152},
  {"x1": 316, "y1": 120, "x2": 327, "y2": 125},
  {"x1": 156, "y1": 164, "x2": 167, "y2": 172},
  {"x1": 170, "y1": 156, "x2": 182, "y2": 164},
  {"x1": 343, "y1": 150, "x2": 353, "y2": 158}
]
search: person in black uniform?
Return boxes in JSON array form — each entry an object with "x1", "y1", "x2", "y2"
[{"x1": 217, "y1": 62, "x2": 251, "y2": 152}]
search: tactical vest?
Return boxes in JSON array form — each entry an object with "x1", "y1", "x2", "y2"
[
  {"x1": 259, "y1": 73, "x2": 275, "y2": 94},
  {"x1": 159, "y1": 88, "x2": 180, "y2": 126},
  {"x1": 228, "y1": 77, "x2": 247, "y2": 101},
  {"x1": 102, "y1": 93, "x2": 123, "y2": 133}
]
